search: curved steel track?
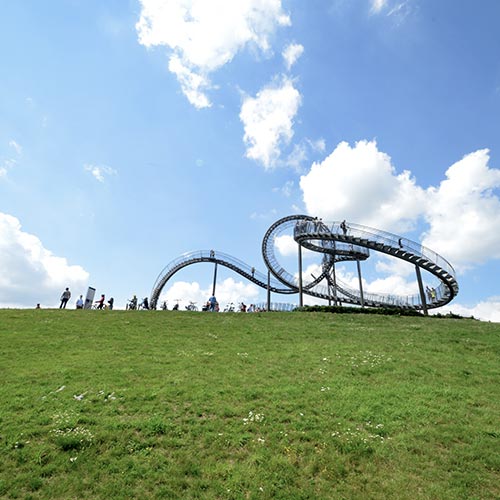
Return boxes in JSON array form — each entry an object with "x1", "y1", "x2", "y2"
[{"x1": 150, "y1": 215, "x2": 458, "y2": 310}]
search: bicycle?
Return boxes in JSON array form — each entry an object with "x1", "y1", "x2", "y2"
[
  {"x1": 223, "y1": 302, "x2": 235, "y2": 312},
  {"x1": 185, "y1": 301, "x2": 198, "y2": 311}
]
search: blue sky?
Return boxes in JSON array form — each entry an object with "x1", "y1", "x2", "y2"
[{"x1": 1, "y1": 0, "x2": 500, "y2": 320}]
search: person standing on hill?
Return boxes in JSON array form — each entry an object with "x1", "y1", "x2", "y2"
[
  {"x1": 76, "y1": 295, "x2": 84, "y2": 309},
  {"x1": 60, "y1": 287, "x2": 71, "y2": 309}
]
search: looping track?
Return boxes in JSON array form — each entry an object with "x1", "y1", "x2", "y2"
[{"x1": 150, "y1": 215, "x2": 458, "y2": 310}]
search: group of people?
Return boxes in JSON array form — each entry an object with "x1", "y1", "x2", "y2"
[
  {"x1": 126, "y1": 295, "x2": 150, "y2": 310},
  {"x1": 57, "y1": 288, "x2": 114, "y2": 310},
  {"x1": 426, "y1": 286, "x2": 437, "y2": 302},
  {"x1": 56, "y1": 287, "x2": 265, "y2": 312}
]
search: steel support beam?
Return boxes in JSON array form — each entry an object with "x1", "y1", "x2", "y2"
[
  {"x1": 298, "y1": 244, "x2": 303, "y2": 307},
  {"x1": 357, "y1": 260, "x2": 365, "y2": 308},
  {"x1": 212, "y1": 262, "x2": 218, "y2": 296},
  {"x1": 267, "y1": 270, "x2": 271, "y2": 312},
  {"x1": 415, "y1": 264, "x2": 428, "y2": 316}
]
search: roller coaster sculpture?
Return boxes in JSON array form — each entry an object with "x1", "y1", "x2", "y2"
[{"x1": 150, "y1": 215, "x2": 459, "y2": 313}]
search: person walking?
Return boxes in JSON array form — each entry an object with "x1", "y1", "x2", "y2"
[
  {"x1": 95, "y1": 294, "x2": 105, "y2": 309},
  {"x1": 60, "y1": 288, "x2": 71, "y2": 309}
]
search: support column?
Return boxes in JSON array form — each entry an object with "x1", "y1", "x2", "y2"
[
  {"x1": 415, "y1": 264, "x2": 428, "y2": 316},
  {"x1": 298, "y1": 244, "x2": 303, "y2": 307},
  {"x1": 332, "y1": 262, "x2": 338, "y2": 306},
  {"x1": 357, "y1": 260, "x2": 365, "y2": 308},
  {"x1": 267, "y1": 270, "x2": 271, "y2": 312},
  {"x1": 212, "y1": 262, "x2": 218, "y2": 296}
]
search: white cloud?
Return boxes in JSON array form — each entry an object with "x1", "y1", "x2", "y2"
[
  {"x1": 370, "y1": 0, "x2": 412, "y2": 24},
  {"x1": 439, "y1": 298, "x2": 500, "y2": 323},
  {"x1": 273, "y1": 180, "x2": 294, "y2": 197},
  {"x1": 275, "y1": 234, "x2": 297, "y2": 257},
  {"x1": 307, "y1": 138, "x2": 326, "y2": 153},
  {"x1": 136, "y1": 0, "x2": 291, "y2": 108},
  {"x1": 240, "y1": 77, "x2": 302, "y2": 168},
  {"x1": 375, "y1": 254, "x2": 416, "y2": 278},
  {"x1": 421, "y1": 149, "x2": 500, "y2": 267},
  {"x1": 84, "y1": 164, "x2": 117, "y2": 183},
  {"x1": 168, "y1": 54, "x2": 212, "y2": 109},
  {"x1": 9, "y1": 140, "x2": 22, "y2": 155},
  {"x1": 0, "y1": 213, "x2": 89, "y2": 307},
  {"x1": 160, "y1": 277, "x2": 259, "y2": 310},
  {"x1": 282, "y1": 43, "x2": 304, "y2": 70},
  {"x1": 299, "y1": 140, "x2": 426, "y2": 232},
  {"x1": 0, "y1": 140, "x2": 22, "y2": 179},
  {"x1": 249, "y1": 208, "x2": 278, "y2": 220},
  {"x1": 299, "y1": 141, "x2": 500, "y2": 271}
]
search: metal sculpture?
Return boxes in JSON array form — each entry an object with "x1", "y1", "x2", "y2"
[{"x1": 150, "y1": 215, "x2": 458, "y2": 313}]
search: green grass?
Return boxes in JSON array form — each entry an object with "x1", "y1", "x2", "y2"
[{"x1": 0, "y1": 309, "x2": 499, "y2": 499}]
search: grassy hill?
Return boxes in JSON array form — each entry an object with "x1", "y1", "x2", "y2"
[{"x1": 0, "y1": 309, "x2": 499, "y2": 499}]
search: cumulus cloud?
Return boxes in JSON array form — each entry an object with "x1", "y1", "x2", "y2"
[
  {"x1": 282, "y1": 42, "x2": 304, "y2": 70},
  {"x1": 136, "y1": 0, "x2": 291, "y2": 108},
  {"x1": 438, "y1": 298, "x2": 500, "y2": 323},
  {"x1": 240, "y1": 77, "x2": 301, "y2": 168},
  {"x1": 275, "y1": 234, "x2": 297, "y2": 257},
  {"x1": 0, "y1": 213, "x2": 89, "y2": 307},
  {"x1": 300, "y1": 140, "x2": 425, "y2": 231},
  {"x1": 84, "y1": 164, "x2": 117, "y2": 183},
  {"x1": 299, "y1": 140, "x2": 500, "y2": 270},
  {"x1": 421, "y1": 149, "x2": 500, "y2": 267},
  {"x1": 160, "y1": 277, "x2": 259, "y2": 309}
]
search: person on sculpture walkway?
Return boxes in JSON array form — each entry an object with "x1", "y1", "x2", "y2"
[{"x1": 60, "y1": 287, "x2": 71, "y2": 309}]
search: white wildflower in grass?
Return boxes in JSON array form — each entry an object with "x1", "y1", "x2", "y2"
[
  {"x1": 330, "y1": 421, "x2": 390, "y2": 448},
  {"x1": 243, "y1": 411, "x2": 265, "y2": 425},
  {"x1": 105, "y1": 392, "x2": 116, "y2": 401},
  {"x1": 237, "y1": 352, "x2": 249, "y2": 357},
  {"x1": 257, "y1": 437, "x2": 265, "y2": 444},
  {"x1": 208, "y1": 333, "x2": 218, "y2": 339},
  {"x1": 51, "y1": 426, "x2": 94, "y2": 451},
  {"x1": 51, "y1": 411, "x2": 94, "y2": 451},
  {"x1": 348, "y1": 351, "x2": 393, "y2": 369},
  {"x1": 320, "y1": 386, "x2": 331, "y2": 392},
  {"x1": 73, "y1": 392, "x2": 87, "y2": 401},
  {"x1": 70, "y1": 456, "x2": 78, "y2": 462},
  {"x1": 202, "y1": 351, "x2": 214, "y2": 356}
]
